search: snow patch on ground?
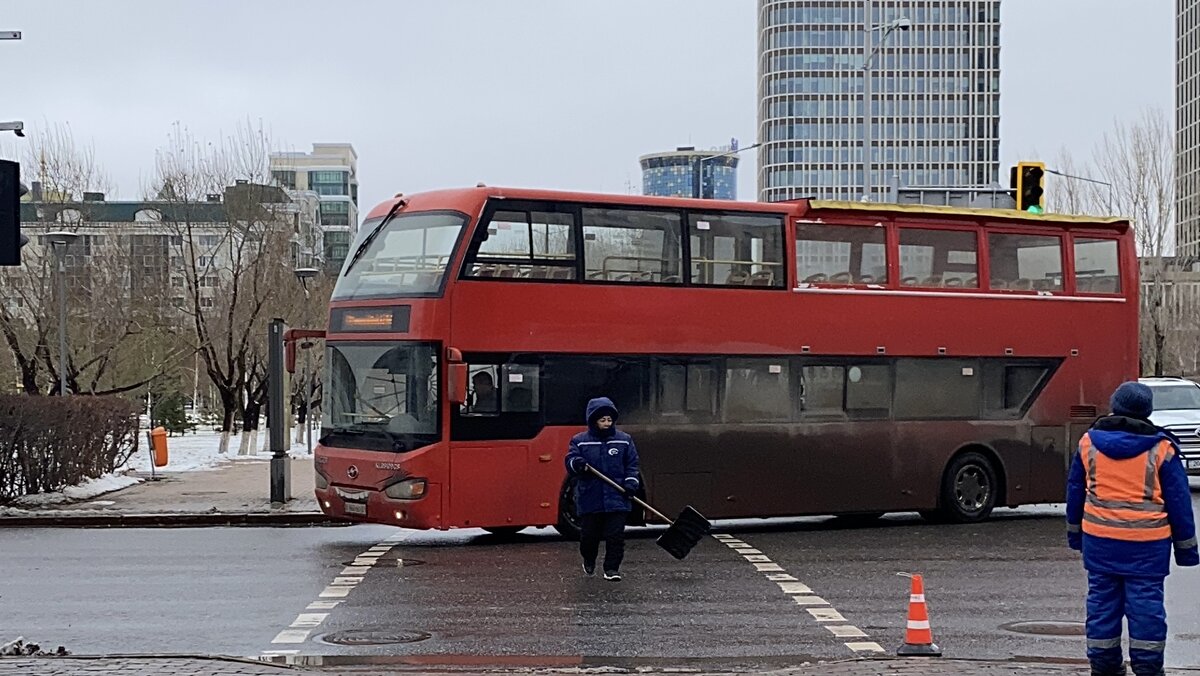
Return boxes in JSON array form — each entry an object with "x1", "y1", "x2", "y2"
[
  {"x1": 122, "y1": 430, "x2": 312, "y2": 473},
  {"x1": 11, "y1": 473, "x2": 143, "y2": 507}
]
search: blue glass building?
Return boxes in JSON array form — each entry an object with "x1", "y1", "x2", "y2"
[{"x1": 640, "y1": 148, "x2": 739, "y2": 200}]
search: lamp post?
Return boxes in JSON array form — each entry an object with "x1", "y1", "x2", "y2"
[
  {"x1": 692, "y1": 142, "x2": 763, "y2": 199},
  {"x1": 45, "y1": 231, "x2": 79, "y2": 395},
  {"x1": 293, "y1": 266, "x2": 319, "y2": 455},
  {"x1": 862, "y1": 4, "x2": 912, "y2": 201}
]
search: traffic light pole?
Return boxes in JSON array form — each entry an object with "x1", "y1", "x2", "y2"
[{"x1": 1045, "y1": 167, "x2": 1115, "y2": 215}]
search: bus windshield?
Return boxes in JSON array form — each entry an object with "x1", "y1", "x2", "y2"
[
  {"x1": 322, "y1": 341, "x2": 439, "y2": 451},
  {"x1": 333, "y1": 212, "x2": 466, "y2": 299}
]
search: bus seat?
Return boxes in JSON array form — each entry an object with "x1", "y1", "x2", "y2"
[
  {"x1": 829, "y1": 272, "x2": 852, "y2": 284},
  {"x1": 900, "y1": 276, "x2": 919, "y2": 286},
  {"x1": 964, "y1": 276, "x2": 978, "y2": 287},
  {"x1": 496, "y1": 266, "x2": 516, "y2": 278},
  {"x1": 1011, "y1": 278, "x2": 1033, "y2": 290},
  {"x1": 588, "y1": 271, "x2": 607, "y2": 280},
  {"x1": 1032, "y1": 279, "x2": 1052, "y2": 290},
  {"x1": 944, "y1": 277, "x2": 964, "y2": 288},
  {"x1": 550, "y1": 267, "x2": 574, "y2": 280},
  {"x1": 989, "y1": 278, "x2": 1008, "y2": 289},
  {"x1": 857, "y1": 274, "x2": 875, "y2": 284},
  {"x1": 725, "y1": 271, "x2": 750, "y2": 285},
  {"x1": 920, "y1": 275, "x2": 944, "y2": 287},
  {"x1": 749, "y1": 271, "x2": 774, "y2": 286},
  {"x1": 662, "y1": 274, "x2": 681, "y2": 283},
  {"x1": 803, "y1": 273, "x2": 827, "y2": 284},
  {"x1": 474, "y1": 265, "x2": 496, "y2": 277}
]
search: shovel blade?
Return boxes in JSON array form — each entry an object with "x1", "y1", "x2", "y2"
[{"x1": 655, "y1": 505, "x2": 711, "y2": 560}]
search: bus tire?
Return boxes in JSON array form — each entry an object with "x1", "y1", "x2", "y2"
[
  {"x1": 482, "y1": 526, "x2": 525, "y2": 537},
  {"x1": 554, "y1": 476, "x2": 581, "y2": 541},
  {"x1": 936, "y1": 451, "x2": 998, "y2": 523}
]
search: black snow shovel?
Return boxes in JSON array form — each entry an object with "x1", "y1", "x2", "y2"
[{"x1": 584, "y1": 464, "x2": 710, "y2": 560}]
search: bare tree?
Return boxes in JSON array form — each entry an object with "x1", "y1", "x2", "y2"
[
  {"x1": 0, "y1": 124, "x2": 186, "y2": 396},
  {"x1": 151, "y1": 121, "x2": 316, "y2": 453},
  {"x1": 1090, "y1": 109, "x2": 1177, "y2": 376}
]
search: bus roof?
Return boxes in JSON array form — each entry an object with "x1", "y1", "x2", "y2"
[
  {"x1": 365, "y1": 187, "x2": 1129, "y2": 231},
  {"x1": 805, "y1": 199, "x2": 1129, "y2": 229}
]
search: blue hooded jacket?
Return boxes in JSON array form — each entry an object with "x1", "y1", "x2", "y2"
[
  {"x1": 564, "y1": 397, "x2": 641, "y2": 515},
  {"x1": 1066, "y1": 415, "x2": 1199, "y2": 577}
]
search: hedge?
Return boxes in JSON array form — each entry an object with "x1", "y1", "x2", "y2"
[{"x1": 0, "y1": 395, "x2": 139, "y2": 503}]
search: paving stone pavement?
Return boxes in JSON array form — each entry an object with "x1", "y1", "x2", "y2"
[{"x1": 4, "y1": 657, "x2": 1200, "y2": 676}]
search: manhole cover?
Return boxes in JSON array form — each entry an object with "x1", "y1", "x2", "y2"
[
  {"x1": 1001, "y1": 621, "x2": 1086, "y2": 636},
  {"x1": 319, "y1": 629, "x2": 431, "y2": 646},
  {"x1": 341, "y1": 557, "x2": 425, "y2": 568}
]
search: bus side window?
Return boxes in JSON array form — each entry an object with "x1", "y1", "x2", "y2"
[
  {"x1": 799, "y1": 365, "x2": 846, "y2": 419},
  {"x1": 502, "y1": 364, "x2": 540, "y2": 413},
  {"x1": 845, "y1": 364, "x2": 892, "y2": 420},
  {"x1": 656, "y1": 361, "x2": 718, "y2": 421},
  {"x1": 464, "y1": 365, "x2": 500, "y2": 415}
]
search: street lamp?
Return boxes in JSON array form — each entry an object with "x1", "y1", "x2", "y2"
[
  {"x1": 692, "y1": 142, "x2": 763, "y2": 199},
  {"x1": 293, "y1": 266, "x2": 319, "y2": 455},
  {"x1": 45, "y1": 231, "x2": 79, "y2": 395},
  {"x1": 862, "y1": 7, "x2": 912, "y2": 201}
]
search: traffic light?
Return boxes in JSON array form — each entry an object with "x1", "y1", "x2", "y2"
[
  {"x1": 1011, "y1": 161, "x2": 1046, "y2": 213},
  {"x1": 0, "y1": 159, "x2": 26, "y2": 266}
]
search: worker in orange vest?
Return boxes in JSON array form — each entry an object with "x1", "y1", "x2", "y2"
[{"x1": 1067, "y1": 381, "x2": 1197, "y2": 676}]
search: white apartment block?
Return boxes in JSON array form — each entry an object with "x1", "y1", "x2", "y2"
[{"x1": 270, "y1": 143, "x2": 358, "y2": 271}]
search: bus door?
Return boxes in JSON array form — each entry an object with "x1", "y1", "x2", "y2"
[{"x1": 449, "y1": 363, "x2": 542, "y2": 528}]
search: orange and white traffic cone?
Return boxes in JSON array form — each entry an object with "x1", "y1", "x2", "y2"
[{"x1": 897, "y1": 573, "x2": 942, "y2": 657}]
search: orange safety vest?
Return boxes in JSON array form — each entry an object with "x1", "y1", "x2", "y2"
[{"x1": 1079, "y1": 433, "x2": 1175, "y2": 542}]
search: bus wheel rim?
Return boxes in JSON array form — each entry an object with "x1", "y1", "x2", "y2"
[{"x1": 955, "y1": 466, "x2": 989, "y2": 511}]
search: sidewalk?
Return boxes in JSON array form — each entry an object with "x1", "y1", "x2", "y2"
[
  {"x1": 2, "y1": 656, "x2": 1199, "y2": 676},
  {"x1": 0, "y1": 455, "x2": 340, "y2": 527}
]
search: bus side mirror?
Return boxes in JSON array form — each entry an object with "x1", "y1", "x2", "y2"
[{"x1": 448, "y1": 362, "x2": 468, "y2": 405}]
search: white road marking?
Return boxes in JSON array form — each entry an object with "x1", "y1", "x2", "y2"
[
  {"x1": 712, "y1": 532, "x2": 882, "y2": 657},
  {"x1": 263, "y1": 530, "x2": 410, "y2": 655},
  {"x1": 271, "y1": 629, "x2": 311, "y2": 644},
  {"x1": 846, "y1": 642, "x2": 886, "y2": 653},
  {"x1": 290, "y1": 613, "x2": 328, "y2": 628},
  {"x1": 808, "y1": 608, "x2": 847, "y2": 623}
]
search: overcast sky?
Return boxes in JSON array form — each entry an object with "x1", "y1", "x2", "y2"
[{"x1": 1, "y1": 1, "x2": 1174, "y2": 211}]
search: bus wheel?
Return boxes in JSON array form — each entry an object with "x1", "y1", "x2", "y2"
[
  {"x1": 483, "y1": 526, "x2": 525, "y2": 538},
  {"x1": 554, "y1": 476, "x2": 581, "y2": 541},
  {"x1": 937, "y1": 451, "x2": 998, "y2": 523}
]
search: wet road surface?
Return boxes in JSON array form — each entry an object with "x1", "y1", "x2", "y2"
[{"x1": 2, "y1": 495, "x2": 1199, "y2": 669}]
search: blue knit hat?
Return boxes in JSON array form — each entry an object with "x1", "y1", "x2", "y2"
[{"x1": 1110, "y1": 381, "x2": 1153, "y2": 420}]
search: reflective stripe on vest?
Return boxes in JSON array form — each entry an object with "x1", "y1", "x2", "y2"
[{"x1": 1080, "y1": 434, "x2": 1173, "y2": 542}]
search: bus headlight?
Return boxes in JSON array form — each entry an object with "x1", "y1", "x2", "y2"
[
  {"x1": 314, "y1": 470, "x2": 329, "y2": 490},
  {"x1": 384, "y1": 478, "x2": 427, "y2": 500}
]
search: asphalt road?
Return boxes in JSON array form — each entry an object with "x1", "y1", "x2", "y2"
[{"x1": 2, "y1": 494, "x2": 1199, "y2": 670}]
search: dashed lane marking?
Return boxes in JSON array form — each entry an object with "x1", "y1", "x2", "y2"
[
  {"x1": 713, "y1": 533, "x2": 886, "y2": 655},
  {"x1": 264, "y1": 529, "x2": 409, "y2": 654}
]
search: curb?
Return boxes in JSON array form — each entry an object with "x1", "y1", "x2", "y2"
[{"x1": 0, "y1": 511, "x2": 349, "y2": 528}]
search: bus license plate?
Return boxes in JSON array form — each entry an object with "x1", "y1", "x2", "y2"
[
  {"x1": 345, "y1": 502, "x2": 367, "y2": 515},
  {"x1": 1187, "y1": 459, "x2": 1200, "y2": 471}
]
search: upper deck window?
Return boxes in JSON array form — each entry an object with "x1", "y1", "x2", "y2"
[
  {"x1": 582, "y1": 207, "x2": 683, "y2": 284},
  {"x1": 1073, "y1": 237, "x2": 1121, "y2": 294},
  {"x1": 795, "y1": 222, "x2": 887, "y2": 285},
  {"x1": 689, "y1": 213, "x2": 785, "y2": 288},
  {"x1": 987, "y1": 233, "x2": 1063, "y2": 292},
  {"x1": 333, "y1": 212, "x2": 466, "y2": 300},
  {"x1": 898, "y1": 228, "x2": 979, "y2": 288},
  {"x1": 465, "y1": 209, "x2": 577, "y2": 280}
]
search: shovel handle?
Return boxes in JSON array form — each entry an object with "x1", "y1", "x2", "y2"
[{"x1": 583, "y1": 464, "x2": 674, "y2": 525}]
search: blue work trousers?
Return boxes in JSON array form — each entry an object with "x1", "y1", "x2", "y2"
[{"x1": 1086, "y1": 571, "x2": 1167, "y2": 676}]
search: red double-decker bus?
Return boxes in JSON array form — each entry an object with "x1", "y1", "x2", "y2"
[{"x1": 313, "y1": 187, "x2": 1136, "y2": 537}]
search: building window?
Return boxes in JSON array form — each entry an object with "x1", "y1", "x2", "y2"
[
  {"x1": 582, "y1": 207, "x2": 683, "y2": 283},
  {"x1": 309, "y1": 170, "x2": 349, "y2": 196},
  {"x1": 898, "y1": 228, "x2": 979, "y2": 288},
  {"x1": 688, "y1": 213, "x2": 785, "y2": 287},
  {"x1": 795, "y1": 223, "x2": 888, "y2": 285},
  {"x1": 272, "y1": 170, "x2": 297, "y2": 189},
  {"x1": 988, "y1": 233, "x2": 1063, "y2": 291},
  {"x1": 1073, "y1": 238, "x2": 1121, "y2": 294},
  {"x1": 320, "y1": 201, "x2": 351, "y2": 226}
]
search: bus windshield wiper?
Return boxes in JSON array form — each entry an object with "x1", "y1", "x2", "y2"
[{"x1": 343, "y1": 197, "x2": 408, "y2": 274}]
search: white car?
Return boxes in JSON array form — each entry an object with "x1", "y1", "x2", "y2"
[{"x1": 1139, "y1": 377, "x2": 1200, "y2": 476}]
